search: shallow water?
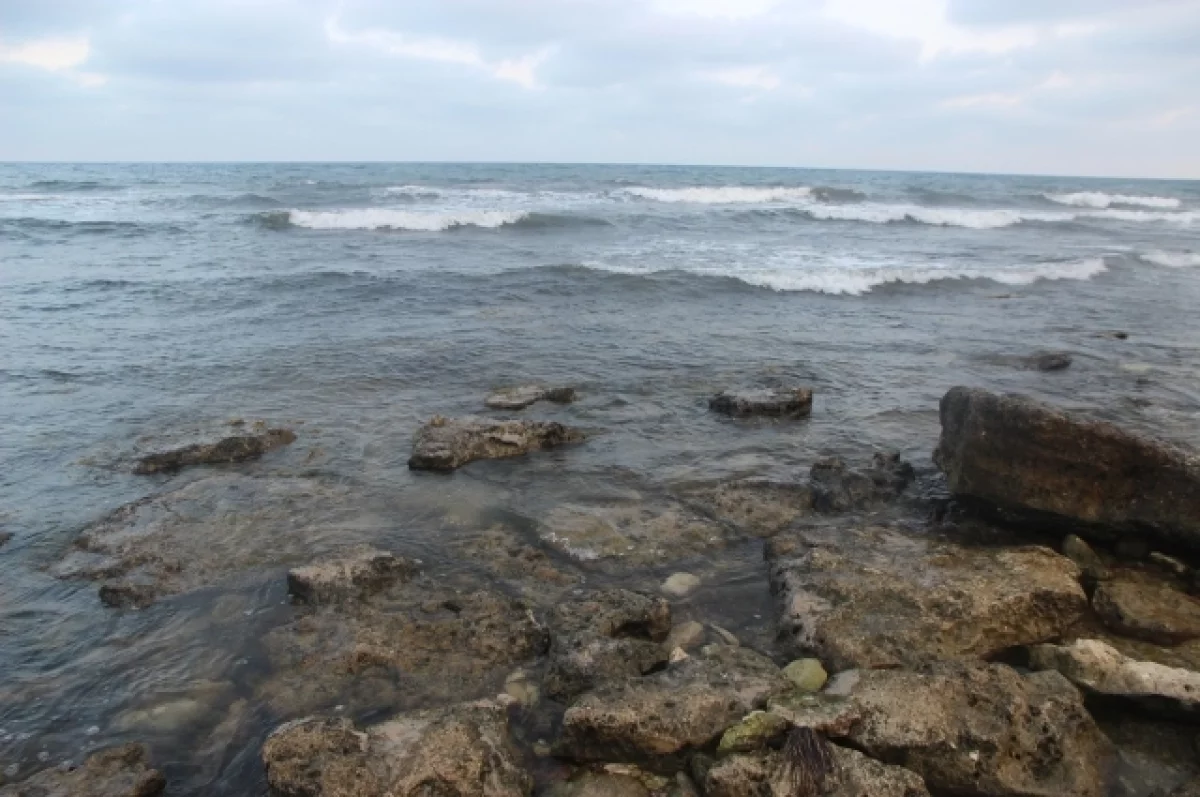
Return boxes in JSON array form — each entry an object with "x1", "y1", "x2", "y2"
[{"x1": 2, "y1": 163, "x2": 1200, "y2": 794}]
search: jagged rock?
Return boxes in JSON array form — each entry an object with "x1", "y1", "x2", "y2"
[
  {"x1": 704, "y1": 744, "x2": 930, "y2": 797},
  {"x1": 709, "y1": 389, "x2": 813, "y2": 419},
  {"x1": 556, "y1": 645, "x2": 787, "y2": 766},
  {"x1": 485, "y1": 385, "x2": 577, "y2": 410},
  {"x1": 781, "y1": 659, "x2": 827, "y2": 693},
  {"x1": 1062, "y1": 534, "x2": 1110, "y2": 582},
  {"x1": 660, "y1": 573, "x2": 700, "y2": 598},
  {"x1": 262, "y1": 700, "x2": 530, "y2": 797},
  {"x1": 1023, "y1": 351, "x2": 1072, "y2": 371},
  {"x1": 287, "y1": 546, "x2": 420, "y2": 605},
  {"x1": 408, "y1": 416, "x2": 584, "y2": 471},
  {"x1": 0, "y1": 744, "x2": 165, "y2": 797},
  {"x1": 544, "y1": 590, "x2": 671, "y2": 702},
  {"x1": 1030, "y1": 638, "x2": 1200, "y2": 718},
  {"x1": 679, "y1": 479, "x2": 815, "y2": 538},
  {"x1": 834, "y1": 662, "x2": 1113, "y2": 797},
  {"x1": 1093, "y1": 577, "x2": 1200, "y2": 644},
  {"x1": 809, "y1": 452, "x2": 914, "y2": 512},
  {"x1": 767, "y1": 522, "x2": 1086, "y2": 670},
  {"x1": 134, "y1": 428, "x2": 295, "y2": 474},
  {"x1": 934, "y1": 386, "x2": 1200, "y2": 553}
]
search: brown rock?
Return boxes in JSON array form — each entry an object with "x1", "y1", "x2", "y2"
[
  {"x1": 1093, "y1": 577, "x2": 1200, "y2": 644},
  {"x1": 704, "y1": 744, "x2": 930, "y2": 797},
  {"x1": 408, "y1": 416, "x2": 584, "y2": 471},
  {"x1": 0, "y1": 744, "x2": 165, "y2": 797},
  {"x1": 538, "y1": 500, "x2": 735, "y2": 567},
  {"x1": 287, "y1": 546, "x2": 420, "y2": 605},
  {"x1": 485, "y1": 385, "x2": 577, "y2": 410},
  {"x1": 134, "y1": 428, "x2": 295, "y2": 474},
  {"x1": 709, "y1": 388, "x2": 813, "y2": 419},
  {"x1": 679, "y1": 479, "x2": 815, "y2": 539}
]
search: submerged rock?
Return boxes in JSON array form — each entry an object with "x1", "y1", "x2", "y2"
[
  {"x1": 409, "y1": 416, "x2": 584, "y2": 471},
  {"x1": 262, "y1": 700, "x2": 530, "y2": 797},
  {"x1": 1023, "y1": 351, "x2": 1073, "y2": 371},
  {"x1": 809, "y1": 452, "x2": 914, "y2": 513},
  {"x1": 1030, "y1": 638, "x2": 1200, "y2": 718},
  {"x1": 1093, "y1": 577, "x2": 1200, "y2": 644},
  {"x1": 704, "y1": 744, "x2": 930, "y2": 797},
  {"x1": 781, "y1": 659, "x2": 827, "y2": 693},
  {"x1": 486, "y1": 385, "x2": 577, "y2": 410},
  {"x1": 715, "y1": 711, "x2": 790, "y2": 756},
  {"x1": 660, "y1": 573, "x2": 700, "y2": 598},
  {"x1": 134, "y1": 428, "x2": 295, "y2": 474},
  {"x1": 0, "y1": 744, "x2": 165, "y2": 797},
  {"x1": 934, "y1": 386, "x2": 1200, "y2": 553},
  {"x1": 767, "y1": 521, "x2": 1086, "y2": 670},
  {"x1": 287, "y1": 546, "x2": 420, "y2": 605},
  {"x1": 709, "y1": 388, "x2": 813, "y2": 419},
  {"x1": 679, "y1": 479, "x2": 815, "y2": 539},
  {"x1": 0, "y1": 531, "x2": 11, "y2": 549},
  {"x1": 539, "y1": 500, "x2": 734, "y2": 567}
]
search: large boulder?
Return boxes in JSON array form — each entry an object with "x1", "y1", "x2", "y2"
[
  {"x1": 709, "y1": 389, "x2": 813, "y2": 419},
  {"x1": 409, "y1": 416, "x2": 584, "y2": 471},
  {"x1": 0, "y1": 744, "x2": 165, "y2": 797},
  {"x1": 766, "y1": 522, "x2": 1087, "y2": 670},
  {"x1": 1092, "y1": 576, "x2": 1200, "y2": 644},
  {"x1": 1030, "y1": 638, "x2": 1200, "y2": 718},
  {"x1": 704, "y1": 743, "x2": 930, "y2": 797},
  {"x1": 555, "y1": 645, "x2": 787, "y2": 766},
  {"x1": 934, "y1": 386, "x2": 1200, "y2": 553},
  {"x1": 262, "y1": 700, "x2": 530, "y2": 797},
  {"x1": 134, "y1": 428, "x2": 295, "y2": 474}
]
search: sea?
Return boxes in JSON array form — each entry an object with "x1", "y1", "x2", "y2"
[{"x1": 2, "y1": 162, "x2": 1199, "y2": 794}]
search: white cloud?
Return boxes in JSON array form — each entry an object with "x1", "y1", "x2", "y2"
[
  {"x1": 0, "y1": 35, "x2": 90, "y2": 71},
  {"x1": 702, "y1": 65, "x2": 782, "y2": 91},
  {"x1": 652, "y1": 0, "x2": 778, "y2": 21},
  {"x1": 325, "y1": 18, "x2": 551, "y2": 90},
  {"x1": 941, "y1": 91, "x2": 1024, "y2": 109}
]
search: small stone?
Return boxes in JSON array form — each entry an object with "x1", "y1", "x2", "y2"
[
  {"x1": 0, "y1": 532, "x2": 11, "y2": 549},
  {"x1": 716, "y1": 711, "x2": 790, "y2": 755},
  {"x1": 532, "y1": 740, "x2": 553, "y2": 757},
  {"x1": 709, "y1": 625, "x2": 739, "y2": 647},
  {"x1": 134, "y1": 428, "x2": 295, "y2": 474},
  {"x1": 503, "y1": 668, "x2": 540, "y2": 708},
  {"x1": 781, "y1": 659, "x2": 828, "y2": 693},
  {"x1": 669, "y1": 647, "x2": 689, "y2": 663},
  {"x1": 661, "y1": 573, "x2": 701, "y2": 598},
  {"x1": 1024, "y1": 352, "x2": 1072, "y2": 372},
  {"x1": 665, "y1": 621, "x2": 706, "y2": 652},
  {"x1": 709, "y1": 388, "x2": 813, "y2": 419}
]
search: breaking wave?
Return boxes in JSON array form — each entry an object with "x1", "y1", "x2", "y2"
[
  {"x1": 623, "y1": 186, "x2": 816, "y2": 203},
  {"x1": 1139, "y1": 250, "x2": 1200, "y2": 268},
  {"x1": 1044, "y1": 191, "x2": 1181, "y2": 209},
  {"x1": 796, "y1": 204, "x2": 1069, "y2": 229},
  {"x1": 259, "y1": 208, "x2": 608, "y2": 232}
]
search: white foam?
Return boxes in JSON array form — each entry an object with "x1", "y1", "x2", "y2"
[
  {"x1": 1044, "y1": 191, "x2": 1181, "y2": 209},
  {"x1": 1092, "y1": 208, "x2": 1198, "y2": 225},
  {"x1": 801, "y1": 203, "x2": 1070, "y2": 229},
  {"x1": 1139, "y1": 250, "x2": 1200, "y2": 268},
  {"x1": 286, "y1": 208, "x2": 527, "y2": 231},
  {"x1": 623, "y1": 186, "x2": 814, "y2": 203}
]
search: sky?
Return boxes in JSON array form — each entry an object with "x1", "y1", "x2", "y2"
[{"x1": 1, "y1": 0, "x2": 1198, "y2": 177}]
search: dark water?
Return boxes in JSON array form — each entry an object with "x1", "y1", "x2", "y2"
[{"x1": 2, "y1": 163, "x2": 1200, "y2": 793}]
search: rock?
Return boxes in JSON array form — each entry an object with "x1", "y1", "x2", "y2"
[
  {"x1": 544, "y1": 590, "x2": 672, "y2": 702},
  {"x1": 503, "y1": 668, "x2": 540, "y2": 709},
  {"x1": 134, "y1": 428, "x2": 295, "y2": 474},
  {"x1": 0, "y1": 744, "x2": 165, "y2": 797},
  {"x1": 0, "y1": 531, "x2": 11, "y2": 549},
  {"x1": 1170, "y1": 780, "x2": 1200, "y2": 797},
  {"x1": 716, "y1": 711, "x2": 790, "y2": 755},
  {"x1": 1093, "y1": 577, "x2": 1200, "y2": 644},
  {"x1": 262, "y1": 699, "x2": 531, "y2": 797},
  {"x1": 539, "y1": 500, "x2": 734, "y2": 567},
  {"x1": 485, "y1": 385, "x2": 577, "y2": 410},
  {"x1": 709, "y1": 626, "x2": 740, "y2": 647},
  {"x1": 98, "y1": 581, "x2": 159, "y2": 609},
  {"x1": 664, "y1": 621, "x2": 706, "y2": 652},
  {"x1": 709, "y1": 388, "x2": 813, "y2": 419},
  {"x1": 781, "y1": 659, "x2": 827, "y2": 693},
  {"x1": 660, "y1": 573, "x2": 700, "y2": 599},
  {"x1": 834, "y1": 661, "x2": 1114, "y2": 797},
  {"x1": 934, "y1": 386, "x2": 1200, "y2": 554},
  {"x1": 1030, "y1": 639, "x2": 1200, "y2": 718},
  {"x1": 287, "y1": 546, "x2": 420, "y2": 605},
  {"x1": 765, "y1": 690, "x2": 861, "y2": 737},
  {"x1": 1062, "y1": 534, "x2": 1110, "y2": 581},
  {"x1": 767, "y1": 522, "x2": 1087, "y2": 670},
  {"x1": 556, "y1": 645, "x2": 787, "y2": 766},
  {"x1": 1024, "y1": 351, "x2": 1072, "y2": 371},
  {"x1": 679, "y1": 479, "x2": 815, "y2": 539},
  {"x1": 408, "y1": 416, "x2": 584, "y2": 471},
  {"x1": 547, "y1": 770, "x2": 651, "y2": 797},
  {"x1": 704, "y1": 744, "x2": 930, "y2": 797},
  {"x1": 809, "y1": 452, "x2": 914, "y2": 513},
  {"x1": 1151, "y1": 551, "x2": 1192, "y2": 578}
]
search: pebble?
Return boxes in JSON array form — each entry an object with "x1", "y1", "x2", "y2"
[
  {"x1": 664, "y1": 621, "x2": 706, "y2": 651},
  {"x1": 782, "y1": 658, "x2": 829, "y2": 692},
  {"x1": 660, "y1": 572, "x2": 701, "y2": 598}
]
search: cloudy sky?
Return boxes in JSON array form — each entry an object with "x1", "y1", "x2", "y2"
[{"x1": 1, "y1": 0, "x2": 1198, "y2": 177}]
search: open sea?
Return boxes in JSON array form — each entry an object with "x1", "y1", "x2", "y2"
[{"x1": 2, "y1": 162, "x2": 1200, "y2": 794}]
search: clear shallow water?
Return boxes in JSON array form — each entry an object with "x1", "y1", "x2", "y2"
[{"x1": 2, "y1": 163, "x2": 1200, "y2": 794}]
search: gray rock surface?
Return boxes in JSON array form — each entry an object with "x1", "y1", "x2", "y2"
[
  {"x1": 934, "y1": 386, "x2": 1200, "y2": 553},
  {"x1": 767, "y1": 522, "x2": 1087, "y2": 669},
  {"x1": 678, "y1": 479, "x2": 815, "y2": 539},
  {"x1": 0, "y1": 745, "x2": 165, "y2": 797},
  {"x1": 1023, "y1": 351, "x2": 1073, "y2": 371},
  {"x1": 134, "y1": 428, "x2": 295, "y2": 474},
  {"x1": 262, "y1": 700, "x2": 530, "y2": 797},
  {"x1": 1093, "y1": 577, "x2": 1200, "y2": 644},
  {"x1": 703, "y1": 744, "x2": 931, "y2": 797},
  {"x1": 486, "y1": 385, "x2": 577, "y2": 410},
  {"x1": 409, "y1": 416, "x2": 584, "y2": 471},
  {"x1": 709, "y1": 388, "x2": 813, "y2": 419},
  {"x1": 287, "y1": 546, "x2": 420, "y2": 605},
  {"x1": 1062, "y1": 534, "x2": 1110, "y2": 581},
  {"x1": 809, "y1": 452, "x2": 914, "y2": 512}
]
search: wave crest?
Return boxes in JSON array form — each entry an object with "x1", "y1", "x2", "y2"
[
  {"x1": 1044, "y1": 191, "x2": 1181, "y2": 209},
  {"x1": 623, "y1": 186, "x2": 815, "y2": 203},
  {"x1": 260, "y1": 208, "x2": 609, "y2": 232},
  {"x1": 1139, "y1": 250, "x2": 1200, "y2": 268}
]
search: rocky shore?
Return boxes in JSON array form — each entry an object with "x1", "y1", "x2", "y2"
[{"x1": 7, "y1": 385, "x2": 1200, "y2": 797}]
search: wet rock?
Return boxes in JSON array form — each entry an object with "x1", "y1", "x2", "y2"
[
  {"x1": 767, "y1": 522, "x2": 1086, "y2": 669},
  {"x1": 287, "y1": 546, "x2": 420, "y2": 605},
  {"x1": 0, "y1": 531, "x2": 11, "y2": 549},
  {"x1": 765, "y1": 689, "x2": 861, "y2": 737},
  {"x1": 1030, "y1": 639, "x2": 1200, "y2": 718},
  {"x1": 409, "y1": 416, "x2": 584, "y2": 471},
  {"x1": 809, "y1": 452, "x2": 914, "y2": 512},
  {"x1": 1062, "y1": 534, "x2": 1110, "y2": 582},
  {"x1": 1023, "y1": 351, "x2": 1073, "y2": 371},
  {"x1": 704, "y1": 744, "x2": 930, "y2": 797},
  {"x1": 486, "y1": 385, "x2": 577, "y2": 410},
  {"x1": 98, "y1": 581, "x2": 159, "y2": 609},
  {"x1": 1093, "y1": 577, "x2": 1200, "y2": 644},
  {"x1": 715, "y1": 711, "x2": 790, "y2": 755},
  {"x1": 449, "y1": 525, "x2": 581, "y2": 603},
  {"x1": 835, "y1": 661, "x2": 1114, "y2": 797},
  {"x1": 1150, "y1": 551, "x2": 1192, "y2": 579},
  {"x1": 709, "y1": 626, "x2": 740, "y2": 647},
  {"x1": 660, "y1": 573, "x2": 700, "y2": 599},
  {"x1": 547, "y1": 770, "x2": 651, "y2": 797},
  {"x1": 709, "y1": 388, "x2": 813, "y2": 419},
  {"x1": 0, "y1": 744, "x2": 165, "y2": 797},
  {"x1": 262, "y1": 699, "x2": 530, "y2": 797},
  {"x1": 539, "y1": 500, "x2": 734, "y2": 567},
  {"x1": 503, "y1": 668, "x2": 540, "y2": 709},
  {"x1": 664, "y1": 621, "x2": 706, "y2": 652},
  {"x1": 934, "y1": 386, "x2": 1200, "y2": 554},
  {"x1": 134, "y1": 428, "x2": 295, "y2": 474},
  {"x1": 679, "y1": 479, "x2": 815, "y2": 539},
  {"x1": 555, "y1": 645, "x2": 787, "y2": 766},
  {"x1": 781, "y1": 659, "x2": 827, "y2": 693},
  {"x1": 544, "y1": 589, "x2": 671, "y2": 703}
]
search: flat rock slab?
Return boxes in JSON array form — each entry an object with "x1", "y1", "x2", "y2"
[
  {"x1": 767, "y1": 522, "x2": 1087, "y2": 670},
  {"x1": 262, "y1": 700, "x2": 530, "y2": 797},
  {"x1": 0, "y1": 744, "x2": 165, "y2": 797},
  {"x1": 705, "y1": 744, "x2": 931, "y2": 797},
  {"x1": 1030, "y1": 638, "x2": 1200, "y2": 718},
  {"x1": 409, "y1": 416, "x2": 584, "y2": 471},
  {"x1": 539, "y1": 500, "x2": 735, "y2": 567},
  {"x1": 679, "y1": 479, "x2": 816, "y2": 539},
  {"x1": 1092, "y1": 577, "x2": 1200, "y2": 644},
  {"x1": 486, "y1": 385, "x2": 577, "y2": 410},
  {"x1": 134, "y1": 428, "x2": 295, "y2": 474},
  {"x1": 934, "y1": 386, "x2": 1200, "y2": 553},
  {"x1": 287, "y1": 546, "x2": 421, "y2": 605},
  {"x1": 709, "y1": 388, "x2": 813, "y2": 418}
]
